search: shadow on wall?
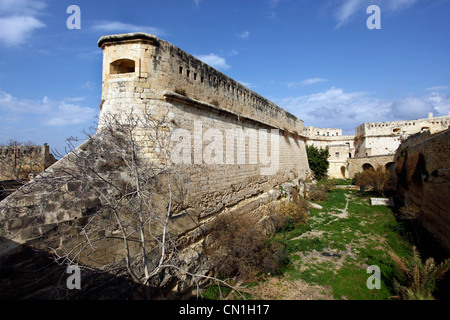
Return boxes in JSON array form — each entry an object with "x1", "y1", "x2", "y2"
[{"x1": 0, "y1": 237, "x2": 145, "y2": 300}]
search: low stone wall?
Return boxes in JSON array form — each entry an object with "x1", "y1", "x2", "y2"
[{"x1": 0, "y1": 145, "x2": 56, "y2": 180}]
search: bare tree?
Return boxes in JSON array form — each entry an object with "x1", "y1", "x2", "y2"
[{"x1": 20, "y1": 105, "x2": 243, "y2": 299}]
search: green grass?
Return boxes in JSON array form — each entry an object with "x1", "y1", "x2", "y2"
[
  {"x1": 202, "y1": 183, "x2": 416, "y2": 300},
  {"x1": 273, "y1": 187, "x2": 414, "y2": 300}
]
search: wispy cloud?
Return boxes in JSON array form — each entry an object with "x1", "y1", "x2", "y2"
[
  {"x1": 390, "y1": 96, "x2": 434, "y2": 119},
  {"x1": 288, "y1": 78, "x2": 327, "y2": 88},
  {"x1": 195, "y1": 53, "x2": 230, "y2": 71},
  {"x1": 385, "y1": 0, "x2": 419, "y2": 11},
  {"x1": 425, "y1": 85, "x2": 449, "y2": 92},
  {"x1": 0, "y1": 0, "x2": 47, "y2": 16},
  {"x1": 43, "y1": 102, "x2": 97, "y2": 127},
  {"x1": 334, "y1": 0, "x2": 365, "y2": 28},
  {"x1": 0, "y1": 16, "x2": 45, "y2": 46},
  {"x1": 236, "y1": 31, "x2": 250, "y2": 39},
  {"x1": 0, "y1": 0, "x2": 47, "y2": 46},
  {"x1": 274, "y1": 86, "x2": 450, "y2": 132},
  {"x1": 79, "y1": 80, "x2": 95, "y2": 91},
  {"x1": 237, "y1": 80, "x2": 256, "y2": 89},
  {"x1": 268, "y1": 0, "x2": 281, "y2": 9},
  {"x1": 331, "y1": 0, "x2": 420, "y2": 28},
  {"x1": 92, "y1": 21, "x2": 166, "y2": 36},
  {"x1": 0, "y1": 90, "x2": 97, "y2": 127},
  {"x1": 193, "y1": 0, "x2": 202, "y2": 8}
]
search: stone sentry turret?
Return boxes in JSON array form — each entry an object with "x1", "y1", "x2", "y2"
[
  {"x1": 96, "y1": 32, "x2": 310, "y2": 183},
  {"x1": 97, "y1": 32, "x2": 302, "y2": 133}
]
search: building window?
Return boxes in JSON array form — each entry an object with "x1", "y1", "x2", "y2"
[
  {"x1": 335, "y1": 152, "x2": 340, "y2": 158},
  {"x1": 110, "y1": 59, "x2": 135, "y2": 75},
  {"x1": 179, "y1": 66, "x2": 183, "y2": 74}
]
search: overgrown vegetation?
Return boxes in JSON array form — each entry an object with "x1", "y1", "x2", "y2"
[
  {"x1": 209, "y1": 214, "x2": 287, "y2": 282},
  {"x1": 306, "y1": 145, "x2": 329, "y2": 180},
  {"x1": 390, "y1": 247, "x2": 450, "y2": 300},
  {"x1": 355, "y1": 165, "x2": 389, "y2": 195},
  {"x1": 307, "y1": 179, "x2": 340, "y2": 202},
  {"x1": 204, "y1": 178, "x2": 449, "y2": 300},
  {"x1": 207, "y1": 199, "x2": 310, "y2": 283},
  {"x1": 174, "y1": 88, "x2": 187, "y2": 96}
]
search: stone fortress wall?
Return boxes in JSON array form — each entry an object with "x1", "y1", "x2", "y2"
[
  {"x1": 304, "y1": 112, "x2": 450, "y2": 179},
  {"x1": 393, "y1": 129, "x2": 450, "y2": 252},
  {"x1": 97, "y1": 32, "x2": 310, "y2": 217},
  {"x1": 354, "y1": 112, "x2": 450, "y2": 158},
  {"x1": 99, "y1": 33, "x2": 302, "y2": 135},
  {"x1": 0, "y1": 33, "x2": 311, "y2": 296}
]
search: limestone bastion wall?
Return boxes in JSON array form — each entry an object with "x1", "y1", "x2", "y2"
[
  {"x1": 0, "y1": 33, "x2": 310, "y2": 291},
  {"x1": 96, "y1": 32, "x2": 310, "y2": 218},
  {"x1": 393, "y1": 129, "x2": 450, "y2": 253}
]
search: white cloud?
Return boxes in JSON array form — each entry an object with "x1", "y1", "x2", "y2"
[
  {"x1": 288, "y1": 78, "x2": 327, "y2": 88},
  {"x1": 195, "y1": 53, "x2": 230, "y2": 70},
  {"x1": 236, "y1": 31, "x2": 250, "y2": 39},
  {"x1": 0, "y1": 16, "x2": 45, "y2": 46},
  {"x1": 390, "y1": 96, "x2": 434, "y2": 119},
  {"x1": 274, "y1": 86, "x2": 450, "y2": 132},
  {"x1": 423, "y1": 92, "x2": 450, "y2": 116},
  {"x1": 237, "y1": 80, "x2": 256, "y2": 89},
  {"x1": 425, "y1": 86, "x2": 449, "y2": 92},
  {"x1": 0, "y1": 0, "x2": 47, "y2": 46},
  {"x1": 44, "y1": 102, "x2": 97, "y2": 126},
  {"x1": 0, "y1": 90, "x2": 49, "y2": 114},
  {"x1": 334, "y1": 0, "x2": 364, "y2": 28},
  {"x1": 0, "y1": 90, "x2": 97, "y2": 126},
  {"x1": 0, "y1": 0, "x2": 47, "y2": 16},
  {"x1": 275, "y1": 87, "x2": 391, "y2": 132},
  {"x1": 92, "y1": 21, "x2": 165, "y2": 36}
]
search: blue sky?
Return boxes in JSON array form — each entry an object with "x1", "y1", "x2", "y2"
[{"x1": 0, "y1": 0, "x2": 449, "y2": 155}]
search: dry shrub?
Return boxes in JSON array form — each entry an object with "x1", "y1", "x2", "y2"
[
  {"x1": 356, "y1": 166, "x2": 389, "y2": 194},
  {"x1": 209, "y1": 214, "x2": 286, "y2": 281},
  {"x1": 307, "y1": 186, "x2": 328, "y2": 202},
  {"x1": 319, "y1": 178, "x2": 339, "y2": 192},
  {"x1": 210, "y1": 99, "x2": 220, "y2": 107},
  {"x1": 174, "y1": 88, "x2": 187, "y2": 96},
  {"x1": 277, "y1": 199, "x2": 309, "y2": 225}
]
